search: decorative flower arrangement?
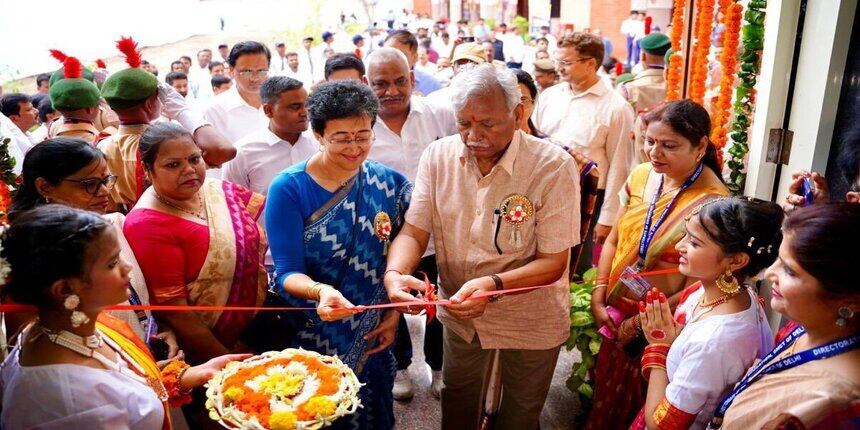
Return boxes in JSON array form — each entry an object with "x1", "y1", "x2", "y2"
[
  {"x1": 665, "y1": 0, "x2": 687, "y2": 101},
  {"x1": 0, "y1": 134, "x2": 19, "y2": 224},
  {"x1": 689, "y1": 0, "x2": 717, "y2": 104},
  {"x1": 726, "y1": 0, "x2": 767, "y2": 193},
  {"x1": 206, "y1": 349, "x2": 362, "y2": 430},
  {"x1": 709, "y1": 1, "x2": 744, "y2": 168}
]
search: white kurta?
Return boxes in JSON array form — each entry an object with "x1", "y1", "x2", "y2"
[
  {"x1": 665, "y1": 286, "x2": 775, "y2": 429},
  {"x1": 0, "y1": 346, "x2": 164, "y2": 429}
]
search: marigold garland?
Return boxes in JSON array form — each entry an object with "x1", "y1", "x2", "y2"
[
  {"x1": 665, "y1": 0, "x2": 686, "y2": 101},
  {"x1": 0, "y1": 135, "x2": 20, "y2": 223},
  {"x1": 709, "y1": 2, "x2": 744, "y2": 168},
  {"x1": 689, "y1": 0, "x2": 717, "y2": 104},
  {"x1": 726, "y1": 0, "x2": 768, "y2": 193}
]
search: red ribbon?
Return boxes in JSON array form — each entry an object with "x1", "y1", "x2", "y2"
[{"x1": 0, "y1": 268, "x2": 678, "y2": 313}]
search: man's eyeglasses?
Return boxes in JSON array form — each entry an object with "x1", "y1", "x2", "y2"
[
  {"x1": 556, "y1": 57, "x2": 594, "y2": 68},
  {"x1": 63, "y1": 175, "x2": 118, "y2": 195},
  {"x1": 521, "y1": 96, "x2": 534, "y2": 104},
  {"x1": 326, "y1": 132, "x2": 375, "y2": 146},
  {"x1": 237, "y1": 69, "x2": 269, "y2": 79}
]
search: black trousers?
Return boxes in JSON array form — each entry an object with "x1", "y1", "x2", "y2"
[{"x1": 392, "y1": 254, "x2": 444, "y2": 371}]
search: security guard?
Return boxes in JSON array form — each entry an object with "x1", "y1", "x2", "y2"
[{"x1": 617, "y1": 33, "x2": 670, "y2": 114}]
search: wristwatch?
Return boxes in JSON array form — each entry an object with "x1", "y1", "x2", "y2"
[{"x1": 489, "y1": 274, "x2": 503, "y2": 302}]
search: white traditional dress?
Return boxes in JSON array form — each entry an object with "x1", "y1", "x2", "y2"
[{"x1": 650, "y1": 283, "x2": 774, "y2": 429}]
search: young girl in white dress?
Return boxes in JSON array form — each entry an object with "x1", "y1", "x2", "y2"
[{"x1": 632, "y1": 197, "x2": 783, "y2": 430}]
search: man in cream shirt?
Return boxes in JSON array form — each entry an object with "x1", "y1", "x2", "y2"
[
  {"x1": 385, "y1": 64, "x2": 580, "y2": 430},
  {"x1": 535, "y1": 32, "x2": 634, "y2": 251}
]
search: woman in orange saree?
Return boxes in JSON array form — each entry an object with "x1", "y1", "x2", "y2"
[{"x1": 585, "y1": 100, "x2": 729, "y2": 429}]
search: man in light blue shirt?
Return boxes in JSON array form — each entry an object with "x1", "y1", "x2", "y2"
[{"x1": 384, "y1": 29, "x2": 442, "y2": 96}]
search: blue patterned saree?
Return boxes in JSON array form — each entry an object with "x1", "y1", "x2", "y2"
[{"x1": 273, "y1": 160, "x2": 411, "y2": 430}]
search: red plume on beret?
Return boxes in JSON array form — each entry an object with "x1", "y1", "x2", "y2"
[
  {"x1": 645, "y1": 16, "x2": 652, "y2": 35},
  {"x1": 614, "y1": 61, "x2": 623, "y2": 75},
  {"x1": 49, "y1": 49, "x2": 69, "y2": 63},
  {"x1": 116, "y1": 36, "x2": 142, "y2": 68},
  {"x1": 63, "y1": 57, "x2": 83, "y2": 79},
  {"x1": 95, "y1": 59, "x2": 107, "y2": 69}
]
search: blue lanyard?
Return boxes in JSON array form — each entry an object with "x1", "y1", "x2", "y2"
[
  {"x1": 713, "y1": 326, "x2": 860, "y2": 420},
  {"x1": 127, "y1": 285, "x2": 157, "y2": 342},
  {"x1": 636, "y1": 163, "x2": 703, "y2": 268}
]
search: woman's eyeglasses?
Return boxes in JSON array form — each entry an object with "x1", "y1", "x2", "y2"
[
  {"x1": 326, "y1": 132, "x2": 375, "y2": 146},
  {"x1": 63, "y1": 175, "x2": 118, "y2": 195}
]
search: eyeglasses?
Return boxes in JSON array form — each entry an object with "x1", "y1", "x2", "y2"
[
  {"x1": 237, "y1": 69, "x2": 269, "y2": 79},
  {"x1": 326, "y1": 131, "x2": 375, "y2": 146},
  {"x1": 63, "y1": 175, "x2": 117, "y2": 195},
  {"x1": 556, "y1": 57, "x2": 594, "y2": 67},
  {"x1": 520, "y1": 96, "x2": 534, "y2": 104}
]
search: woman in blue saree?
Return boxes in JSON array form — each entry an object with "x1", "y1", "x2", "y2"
[{"x1": 265, "y1": 80, "x2": 411, "y2": 429}]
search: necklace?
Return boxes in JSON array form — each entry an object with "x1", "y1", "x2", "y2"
[
  {"x1": 155, "y1": 192, "x2": 206, "y2": 220},
  {"x1": 33, "y1": 323, "x2": 168, "y2": 401},
  {"x1": 688, "y1": 288, "x2": 742, "y2": 324}
]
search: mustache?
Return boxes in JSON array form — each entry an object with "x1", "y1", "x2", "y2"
[{"x1": 379, "y1": 96, "x2": 405, "y2": 103}]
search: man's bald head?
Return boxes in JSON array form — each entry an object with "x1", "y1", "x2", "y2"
[{"x1": 366, "y1": 48, "x2": 414, "y2": 119}]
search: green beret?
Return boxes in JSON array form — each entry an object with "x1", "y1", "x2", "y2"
[
  {"x1": 101, "y1": 68, "x2": 158, "y2": 110},
  {"x1": 640, "y1": 33, "x2": 671, "y2": 56},
  {"x1": 49, "y1": 66, "x2": 94, "y2": 87},
  {"x1": 615, "y1": 73, "x2": 635, "y2": 85},
  {"x1": 49, "y1": 78, "x2": 101, "y2": 111}
]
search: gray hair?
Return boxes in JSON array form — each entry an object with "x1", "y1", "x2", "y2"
[
  {"x1": 307, "y1": 80, "x2": 378, "y2": 135},
  {"x1": 449, "y1": 63, "x2": 521, "y2": 113},
  {"x1": 365, "y1": 48, "x2": 410, "y2": 74},
  {"x1": 259, "y1": 76, "x2": 304, "y2": 105}
]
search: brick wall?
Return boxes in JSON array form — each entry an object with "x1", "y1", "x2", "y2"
[{"x1": 589, "y1": 0, "x2": 633, "y2": 65}]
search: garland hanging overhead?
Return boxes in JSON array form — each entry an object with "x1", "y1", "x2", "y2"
[
  {"x1": 726, "y1": 0, "x2": 767, "y2": 193},
  {"x1": 710, "y1": 1, "x2": 744, "y2": 168}
]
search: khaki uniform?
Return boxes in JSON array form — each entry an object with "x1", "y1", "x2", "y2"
[
  {"x1": 49, "y1": 119, "x2": 100, "y2": 142},
  {"x1": 98, "y1": 124, "x2": 147, "y2": 210},
  {"x1": 95, "y1": 102, "x2": 120, "y2": 135},
  {"x1": 618, "y1": 68, "x2": 667, "y2": 167},
  {"x1": 617, "y1": 68, "x2": 666, "y2": 114}
]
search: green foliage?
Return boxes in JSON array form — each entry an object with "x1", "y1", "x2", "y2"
[
  {"x1": 512, "y1": 16, "x2": 530, "y2": 41},
  {"x1": 726, "y1": 0, "x2": 767, "y2": 195},
  {"x1": 565, "y1": 267, "x2": 601, "y2": 403},
  {"x1": 0, "y1": 137, "x2": 17, "y2": 188}
]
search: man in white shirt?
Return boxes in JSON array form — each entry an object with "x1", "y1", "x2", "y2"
[
  {"x1": 415, "y1": 46, "x2": 438, "y2": 75},
  {"x1": 297, "y1": 37, "x2": 316, "y2": 83},
  {"x1": 501, "y1": 25, "x2": 525, "y2": 69},
  {"x1": 216, "y1": 43, "x2": 229, "y2": 64},
  {"x1": 204, "y1": 41, "x2": 271, "y2": 176},
  {"x1": 223, "y1": 75, "x2": 316, "y2": 236},
  {"x1": 270, "y1": 41, "x2": 289, "y2": 75},
  {"x1": 535, "y1": 32, "x2": 634, "y2": 250},
  {"x1": 0, "y1": 111, "x2": 31, "y2": 175},
  {"x1": 365, "y1": 47, "x2": 457, "y2": 402},
  {"x1": 538, "y1": 25, "x2": 558, "y2": 53},
  {"x1": 0, "y1": 93, "x2": 38, "y2": 146},
  {"x1": 188, "y1": 49, "x2": 212, "y2": 96}
]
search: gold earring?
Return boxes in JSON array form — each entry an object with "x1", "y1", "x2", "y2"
[{"x1": 716, "y1": 269, "x2": 740, "y2": 294}]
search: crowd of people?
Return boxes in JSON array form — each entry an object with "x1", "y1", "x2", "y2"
[{"x1": 0, "y1": 10, "x2": 858, "y2": 430}]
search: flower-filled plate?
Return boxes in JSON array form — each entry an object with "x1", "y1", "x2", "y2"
[{"x1": 206, "y1": 348, "x2": 361, "y2": 429}]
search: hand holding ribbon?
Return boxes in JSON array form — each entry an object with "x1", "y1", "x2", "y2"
[
  {"x1": 445, "y1": 276, "x2": 495, "y2": 320},
  {"x1": 383, "y1": 271, "x2": 427, "y2": 315}
]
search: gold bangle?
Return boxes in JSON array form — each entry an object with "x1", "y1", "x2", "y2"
[
  {"x1": 307, "y1": 282, "x2": 327, "y2": 301},
  {"x1": 594, "y1": 283, "x2": 609, "y2": 289}
]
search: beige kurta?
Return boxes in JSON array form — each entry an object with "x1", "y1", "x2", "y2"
[
  {"x1": 98, "y1": 124, "x2": 147, "y2": 209},
  {"x1": 720, "y1": 350, "x2": 860, "y2": 429},
  {"x1": 406, "y1": 130, "x2": 581, "y2": 349}
]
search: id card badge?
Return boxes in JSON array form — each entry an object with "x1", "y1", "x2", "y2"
[{"x1": 620, "y1": 266, "x2": 651, "y2": 299}]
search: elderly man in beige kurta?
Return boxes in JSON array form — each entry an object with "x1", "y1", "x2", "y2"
[{"x1": 384, "y1": 64, "x2": 580, "y2": 430}]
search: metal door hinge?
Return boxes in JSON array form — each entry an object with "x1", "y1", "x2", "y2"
[{"x1": 766, "y1": 128, "x2": 794, "y2": 165}]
